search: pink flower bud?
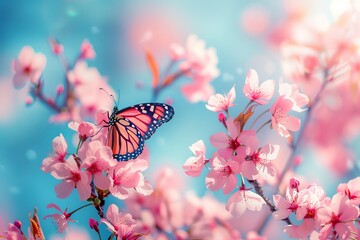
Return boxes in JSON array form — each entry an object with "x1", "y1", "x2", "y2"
[
  {"x1": 56, "y1": 84, "x2": 64, "y2": 95},
  {"x1": 88, "y1": 218, "x2": 99, "y2": 232},
  {"x1": 289, "y1": 177, "x2": 300, "y2": 190},
  {"x1": 49, "y1": 38, "x2": 64, "y2": 55},
  {"x1": 80, "y1": 40, "x2": 96, "y2": 59},
  {"x1": 218, "y1": 112, "x2": 227, "y2": 127},
  {"x1": 78, "y1": 122, "x2": 96, "y2": 140},
  {"x1": 26, "y1": 97, "x2": 33, "y2": 105},
  {"x1": 14, "y1": 220, "x2": 22, "y2": 229}
]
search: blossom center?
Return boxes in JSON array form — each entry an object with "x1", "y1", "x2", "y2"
[
  {"x1": 23, "y1": 65, "x2": 32, "y2": 75},
  {"x1": 219, "y1": 165, "x2": 232, "y2": 177},
  {"x1": 69, "y1": 171, "x2": 81, "y2": 183},
  {"x1": 228, "y1": 137, "x2": 240, "y2": 153}
]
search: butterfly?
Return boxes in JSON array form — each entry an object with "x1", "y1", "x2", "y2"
[{"x1": 104, "y1": 103, "x2": 174, "y2": 161}]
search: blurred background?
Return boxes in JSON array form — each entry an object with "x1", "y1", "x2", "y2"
[{"x1": 0, "y1": 0, "x2": 359, "y2": 239}]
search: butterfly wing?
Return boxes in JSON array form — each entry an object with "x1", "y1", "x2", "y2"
[
  {"x1": 116, "y1": 103, "x2": 175, "y2": 140},
  {"x1": 106, "y1": 117, "x2": 145, "y2": 161}
]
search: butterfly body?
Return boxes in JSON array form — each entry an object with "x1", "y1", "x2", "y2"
[{"x1": 105, "y1": 103, "x2": 174, "y2": 161}]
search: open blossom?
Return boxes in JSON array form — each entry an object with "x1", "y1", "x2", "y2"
[
  {"x1": 108, "y1": 159, "x2": 151, "y2": 200},
  {"x1": 206, "y1": 86, "x2": 236, "y2": 112},
  {"x1": 51, "y1": 156, "x2": 91, "y2": 200},
  {"x1": 183, "y1": 140, "x2": 207, "y2": 177},
  {"x1": 210, "y1": 117, "x2": 256, "y2": 160},
  {"x1": 317, "y1": 194, "x2": 359, "y2": 239},
  {"x1": 12, "y1": 46, "x2": 46, "y2": 89},
  {"x1": 270, "y1": 95, "x2": 301, "y2": 138},
  {"x1": 241, "y1": 142, "x2": 279, "y2": 181},
  {"x1": 101, "y1": 204, "x2": 140, "y2": 239},
  {"x1": 43, "y1": 203, "x2": 75, "y2": 233},
  {"x1": 337, "y1": 177, "x2": 360, "y2": 205},
  {"x1": 273, "y1": 187, "x2": 308, "y2": 220},
  {"x1": 226, "y1": 185, "x2": 266, "y2": 216},
  {"x1": 206, "y1": 154, "x2": 241, "y2": 194},
  {"x1": 242, "y1": 69, "x2": 275, "y2": 104},
  {"x1": 41, "y1": 134, "x2": 68, "y2": 173},
  {"x1": 2, "y1": 223, "x2": 25, "y2": 239},
  {"x1": 278, "y1": 81, "x2": 309, "y2": 112},
  {"x1": 80, "y1": 140, "x2": 117, "y2": 190},
  {"x1": 180, "y1": 34, "x2": 219, "y2": 81}
]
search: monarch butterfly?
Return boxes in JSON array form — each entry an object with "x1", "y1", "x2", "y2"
[{"x1": 104, "y1": 103, "x2": 174, "y2": 161}]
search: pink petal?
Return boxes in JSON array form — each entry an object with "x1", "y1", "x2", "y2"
[
  {"x1": 241, "y1": 161, "x2": 258, "y2": 180},
  {"x1": 31, "y1": 53, "x2": 46, "y2": 71},
  {"x1": 223, "y1": 174, "x2": 237, "y2": 194},
  {"x1": 105, "y1": 204, "x2": 119, "y2": 223},
  {"x1": 94, "y1": 173, "x2": 110, "y2": 190},
  {"x1": 258, "y1": 79, "x2": 275, "y2": 101},
  {"x1": 76, "y1": 180, "x2": 91, "y2": 200},
  {"x1": 189, "y1": 140, "x2": 206, "y2": 156},
  {"x1": 46, "y1": 203, "x2": 63, "y2": 213},
  {"x1": 18, "y1": 46, "x2": 35, "y2": 66},
  {"x1": 210, "y1": 132, "x2": 228, "y2": 148},
  {"x1": 283, "y1": 116, "x2": 301, "y2": 132},
  {"x1": 244, "y1": 69, "x2": 259, "y2": 92},
  {"x1": 13, "y1": 74, "x2": 27, "y2": 89},
  {"x1": 110, "y1": 185, "x2": 129, "y2": 199},
  {"x1": 55, "y1": 180, "x2": 75, "y2": 199}
]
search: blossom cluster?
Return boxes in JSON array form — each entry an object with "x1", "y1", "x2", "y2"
[{"x1": 273, "y1": 177, "x2": 360, "y2": 239}]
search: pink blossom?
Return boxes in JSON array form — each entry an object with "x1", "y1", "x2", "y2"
[
  {"x1": 12, "y1": 46, "x2": 46, "y2": 89},
  {"x1": 317, "y1": 194, "x2": 359, "y2": 239},
  {"x1": 41, "y1": 134, "x2": 68, "y2": 173},
  {"x1": 108, "y1": 159, "x2": 151, "y2": 200},
  {"x1": 206, "y1": 154, "x2": 241, "y2": 194},
  {"x1": 183, "y1": 140, "x2": 207, "y2": 177},
  {"x1": 169, "y1": 43, "x2": 185, "y2": 60},
  {"x1": 337, "y1": 177, "x2": 360, "y2": 205},
  {"x1": 2, "y1": 223, "x2": 25, "y2": 240},
  {"x1": 67, "y1": 62, "x2": 115, "y2": 118},
  {"x1": 226, "y1": 185, "x2": 266, "y2": 216},
  {"x1": 206, "y1": 86, "x2": 236, "y2": 112},
  {"x1": 181, "y1": 34, "x2": 219, "y2": 81},
  {"x1": 242, "y1": 69, "x2": 274, "y2": 104},
  {"x1": 79, "y1": 39, "x2": 95, "y2": 59},
  {"x1": 241, "y1": 142, "x2": 279, "y2": 181},
  {"x1": 279, "y1": 81, "x2": 309, "y2": 112},
  {"x1": 52, "y1": 156, "x2": 91, "y2": 200},
  {"x1": 270, "y1": 95, "x2": 301, "y2": 138},
  {"x1": 68, "y1": 121, "x2": 97, "y2": 141},
  {"x1": 181, "y1": 79, "x2": 215, "y2": 102},
  {"x1": 101, "y1": 204, "x2": 139, "y2": 239},
  {"x1": 49, "y1": 38, "x2": 64, "y2": 55},
  {"x1": 80, "y1": 140, "x2": 117, "y2": 190},
  {"x1": 210, "y1": 117, "x2": 256, "y2": 160},
  {"x1": 43, "y1": 203, "x2": 75, "y2": 233},
  {"x1": 272, "y1": 187, "x2": 308, "y2": 220}
]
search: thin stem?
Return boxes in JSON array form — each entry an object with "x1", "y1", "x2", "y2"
[
  {"x1": 256, "y1": 120, "x2": 271, "y2": 133},
  {"x1": 68, "y1": 203, "x2": 93, "y2": 216},
  {"x1": 97, "y1": 231, "x2": 102, "y2": 240},
  {"x1": 31, "y1": 87, "x2": 62, "y2": 113},
  {"x1": 243, "y1": 100, "x2": 254, "y2": 112},
  {"x1": 249, "y1": 109, "x2": 269, "y2": 129}
]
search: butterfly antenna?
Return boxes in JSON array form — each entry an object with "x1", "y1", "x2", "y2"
[{"x1": 99, "y1": 88, "x2": 117, "y2": 106}]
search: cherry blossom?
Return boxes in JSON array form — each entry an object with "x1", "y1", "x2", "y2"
[
  {"x1": 41, "y1": 134, "x2": 68, "y2": 173},
  {"x1": 108, "y1": 159, "x2": 151, "y2": 200},
  {"x1": 12, "y1": 46, "x2": 46, "y2": 89},
  {"x1": 272, "y1": 187, "x2": 308, "y2": 220},
  {"x1": 43, "y1": 203, "x2": 75, "y2": 233},
  {"x1": 270, "y1": 95, "x2": 301, "y2": 138},
  {"x1": 337, "y1": 176, "x2": 360, "y2": 205},
  {"x1": 317, "y1": 194, "x2": 359, "y2": 239},
  {"x1": 210, "y1": 117, "x2": 256, "y2": 160},
  {"x1": 68, "y1": 121, "x2": 98, "y2": 142},
  {"x1": 51, "y1": 156, "x2": 91, "y2": 200},
  {"x1": 80, "y1": 140, "x2": 117, "y2": 190},
  {"x1": 242, "y1": 69, "x2": 275, "y2": 104},
  {"x1": 183, "y1": 140, "x2": 207, "y2": 177},
  {"x1": 206, "y1": 86, "x2": 236, "y2": 112},
  {"x1": 278, "y1": 81, "x2": 309, "y2": 112},
  {"x1": 226, "y1": 185, "x2": 266, "y2": 216},
  {"x1": 206, "y1": 154, "x2": 241, "y2": 194},
  {"x1": 101, "y1": 204, "x2": 139, "y2": 239},
  {"x1": 241, "y1": 142, "x2": 279, "y2": 181}
]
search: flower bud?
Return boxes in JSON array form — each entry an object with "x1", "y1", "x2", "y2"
[
  {"x1": 218, "y1": 112, "x2": 227, "y2": 128},
  {"x1": 89, "y1": 218, "x2": 99, "y2": 233},
  {"x1": 14, "y1": 220, "x2": 22, "y2": 229},
  {"x1": 289, "y1": 177, "x2": 300, "y2": 190}
]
